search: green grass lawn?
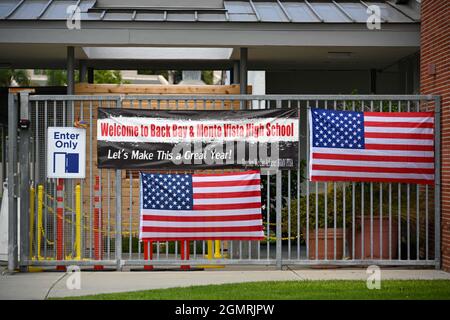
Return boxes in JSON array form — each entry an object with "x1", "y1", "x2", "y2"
[{"x1": 56, "y1": 280, "x2": 450, "y2": 300}]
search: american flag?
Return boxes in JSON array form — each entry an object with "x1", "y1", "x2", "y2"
[
  {"x1": 309, "y1": 108, "x2": 435, "y2": 185},
  {"x1": 139, "y1": 170, "x2": 265, "y2": 241}
]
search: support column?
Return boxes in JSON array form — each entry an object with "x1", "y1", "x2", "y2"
[
  {"x1": 370, "y1": 69, "x2": 377, "y2": 94},
  {"x1": 67, "y1": 46, "x2": 75, "y2": 94},
  {"x1": 232, "y1": 60, "x2": 240, "y2": 84},
  {"x1": 7, "y1": 93, "x2": 18, "y2": 273},
  {"x1": 79, "y1": 60, "x2": 88, "y2": 83},
  {"x1": 87, "y1": 67, "x2": 94, "y2": 84},
  {"x1": 239, "y1": 48, "x2": 248, "y2": 94}
]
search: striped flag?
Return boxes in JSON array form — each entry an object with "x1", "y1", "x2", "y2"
[
  {"x1": 139, "y1": 170, "x2": 264, "y2": 241},
  {"x1": 309, "y1": 108, "x2": 435, "y2": 185}
]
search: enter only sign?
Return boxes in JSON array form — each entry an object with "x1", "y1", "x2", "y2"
[{"x1": 47, "y1": 127, "x2": 86, "y2": 179}]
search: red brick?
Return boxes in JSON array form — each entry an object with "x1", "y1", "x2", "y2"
[{"x1": 420, "y1": 0, "x2": 450, "y2": 272}]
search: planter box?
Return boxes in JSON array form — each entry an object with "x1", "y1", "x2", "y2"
[
  {"x1": 351, "y1": 216, "x2": 398, "y2": 260},
  {"x1": 307, "y1": 228, "x2": 344, "y2": 260}
]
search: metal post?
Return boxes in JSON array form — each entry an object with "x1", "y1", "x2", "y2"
[
  {"x1": 1, "y1": 126, "x2": 6, "y2": 191},
  {"x1": 276, "y1": 170, "x2": 282, "y2": 270},
  {"x1": 67, "y1": 46, "x2": 75, "y2": 94},
  {"x1": 79, "y1": 60, "x2": 88, "y2": 83},
  {"x1": 18, "y1": 92, "x2": 31, "y2": 271},
  {"x1": 115, "y1": 169, "x2": 122, "y2": 270},
  {"x1": 115, "y1": 97, "x2": 122, "y2": 270},
  {"x1": 232, "y1": 61, "x2": 240, "y2": 85},
  {"x1": 87, "y1": 67, "x2": 94, "y2": 84},
  {"x1": 239, "y1": 48, "x2": 248, "y2": 94},
  {"x1": 7, "y1": 93, "x2": 18, "y2": 273},
  {"x1": 434, "y1": 96, "x2": 441, "y2": 269},
  {"x1": 370, "y1": 69, "x2": 377, "y2": 94}
]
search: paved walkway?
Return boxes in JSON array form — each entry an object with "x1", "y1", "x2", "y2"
[{"x1": 1, "y1": 266, "x2": 449, "y2": 300}]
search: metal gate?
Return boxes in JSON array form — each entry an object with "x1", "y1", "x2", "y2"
[{"x1": 7, "y1": 93, "x2": 441, "y2": 271}]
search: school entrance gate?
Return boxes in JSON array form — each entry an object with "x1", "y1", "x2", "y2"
[{"x1": 6, "y1": 92, "x2": 441, "y2": 271}]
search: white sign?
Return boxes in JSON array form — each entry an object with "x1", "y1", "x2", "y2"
[{"x1": 47, "y1": 127, "x2": 86, "y2": 178}]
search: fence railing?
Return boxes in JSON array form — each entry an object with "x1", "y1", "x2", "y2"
[{"x1": 6, "y1": 93, "x2": 441, "y2": 271}]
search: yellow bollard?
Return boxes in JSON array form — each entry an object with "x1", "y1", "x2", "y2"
[
  {"x1": 198, "y1": 240, "x2": 224, "y2": 269},
  {"x1": 207, "y1": 240, "x2": 213, "y2": 259},
  {"x1": 37, "y1": 185, "x2": 43, "y2": 260},
  {"x1": 29, "y1": 186, "x2": 35, "y2": 259},
  {"x1": 75, "y1": 184, "x2": 81, "y2": 260},
  {"x1": 214, "y1": 240, "x2": 222, "y2": 259}
]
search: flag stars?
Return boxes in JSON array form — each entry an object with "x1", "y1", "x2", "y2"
[
  {"x1": 141, "y1": 173, "x2": 193, "y2": 210},
  {"x1": 312, "y1": 109, "x2": 365, "y2": 150}
]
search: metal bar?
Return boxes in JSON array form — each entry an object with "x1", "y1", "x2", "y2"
[
  {"x1": 115, "y1": 97, "x2": 123, "y2": 270},
  {"x1": 434, "y1": 96, "x2": 441, "y2": 269},
  {"x1": 34, "y1": 101, "x2": 40, "y2": 255},
  {"x1": 129, "y1": 171, "x2": 132, "y2": 259},
  {"x1": 416, "y1": 183, "x2": 419, "y2": 260},
  {"x1": 385, "y1": 0, "x2": 419, "y2": 22},
  {"x1": 297, "y1": 102, "x2": 301, "y2": 260},
  {"x1": 43, "y1": 101, "x2": 48, "y2": 259},
  {"x1": 425, "y1": 184, "x2": 429, "y2": 260},
  {"x1": 19, "y1": 93, "x2": 31, "y2": 270},
  {"x1": 248, "y1": 0, "x2": 261, "y2": 21},
  {"x1": 304, "y1": 0, "x2": 323, "y2": 22},
  {"x1": 107, "y1": 170, "x2": 111, "y2": 259},
  {"x1": 26, "y1": 258, "x2": 437, "y2": 267},
  {"x1": 277, "y1": 0, "x2": 292, "y2": 22},
  {"x1": 7, "y1": 93, "x2": 18, "y2": 272},
  {"x1": 361, "y1": 182, "x2": 364, "y2": 259},
  {"x1": 288, "y1": 170, "x2": 291, "y2": 260},
  {"x1": 4, "y1": 0, "x2": 25, "y2": 19},
  {"x1": 115, "y1": 171, "x2": 122, "y2": 269},
  {"x1": 332, "y1": 0, "x2": 355, "y2": 22},
  {"x1": 380, "y1": 183, "x2": 383, "y2": 259},
  {"x1": 266, "y1": 170, "x2": 270, "y2": 260},
  {"x1": 388, "y1": 101, "x2": 392, "y2": 260},
  {"x1": 306, "y1": 102, "x2": 311, "y2": 259},
  {"x1": 37, "y1": 0, "x2": 53, "y2": 19},
  {"x1": 89, "y1": 101, "x2": 93, "y2": 258},
  {"x1": 275, "y1": 170, "x2": 282, "y2": 270},
  {"x1": 398, "y1": 182, "x2": 402, "y2": 261},
  {"x1": 52, "y1": 101, "x2": 57, "y2": 257},
  {"x1": 29, "y1": 94, "x2": 438, "y2": 102}
]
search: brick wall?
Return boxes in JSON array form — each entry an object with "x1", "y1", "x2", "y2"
[{"x1": 420, "y1": 0, "x2": 450, "y2": 271}]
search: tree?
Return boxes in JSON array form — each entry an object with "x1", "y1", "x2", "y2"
[
  {"x1": 45, "y1": 70, "x2": 71, "y2": 86},
  {"x1": 94, "y1": 70, "x2": 126, "y2": 84},
  {"x1": 45, "y1": 69, "x2": 127, "y2": 85},
  {"x1": 0, "y1": 69, "x2": 30, "y2": 87}
]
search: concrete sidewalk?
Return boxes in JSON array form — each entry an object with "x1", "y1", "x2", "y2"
[{"x1": 1, "y1": 267, "x2": 449, "y2": 300}]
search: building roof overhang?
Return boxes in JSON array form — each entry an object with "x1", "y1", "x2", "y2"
[{"x1": 0, "y1": 1, "x2": 421, "y2": 70}]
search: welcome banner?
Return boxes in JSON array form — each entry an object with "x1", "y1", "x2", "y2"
[{"x1": 97, "y1": 108, "x2": 299, "y2": 169}]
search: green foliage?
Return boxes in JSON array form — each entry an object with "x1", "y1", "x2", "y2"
[
  {"x1": 94, "y1": 70, "x2": 126, "y2": 84},
  {"x1": 282, "y1": 184, "x2": 353, "y2": 235},
  {"x1": 45, "y1": 70, "x2": 72, "y2": 86},
  {"x1": 45, "y1": 69, "x2": 127, "y2": 86},
  {"x1": 201, "y1": 71, "x2": 214, "y2": 85},
  {"x1": 282, "y1": 182, "x2": 434, "y2": 243},
  {"x1": 0, "y1": 69, "x2": 30, "y2": 86}
]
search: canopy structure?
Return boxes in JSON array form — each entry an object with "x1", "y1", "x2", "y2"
[{"x1": 0, "y1": 1, "x2": 421, "y2": 94}]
